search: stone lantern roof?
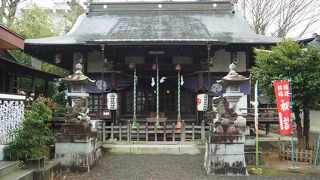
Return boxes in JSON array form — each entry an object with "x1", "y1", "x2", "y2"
[
  {"x1": 220, "y1": 63, "x2": 250, "y2": 84},
  {"x1": 63, "y1": 63, "x2": 94, "y2": 83}
]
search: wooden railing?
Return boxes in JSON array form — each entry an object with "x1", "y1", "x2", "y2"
[
  {"x1": 279, "y1": 138, "x2": 320, "y2": 165},
  {"x1": 239, "y1": 108, "x2": 278, "y2": 124},
  {"x1": 97, "y1": 120, "x2": 209, "y2": 143}
]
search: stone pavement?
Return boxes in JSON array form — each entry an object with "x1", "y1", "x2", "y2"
[{"x1": 57, "y1": 154, "x2": 320, "y2": 180}]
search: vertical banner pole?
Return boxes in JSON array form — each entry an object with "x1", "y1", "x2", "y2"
[
  {"x1": 156, "y1": 55, "x2": 160, "y2": 127},
  {"x1": 177, "y1": 71, "x2": 181, "y2": 122},
  {"x1": 254, "y1": 80, "x2": 259, "y2": 167},
  {"x1": 313, "y1": 133, "x2": 320, "y2": 166},
  {"x1": 290, "y1": 79, "x2": 294, "y2": 169},
  {"x1": 175, "y1": 69, "x2": 182, "y2": 130},
  {"x1": 133, "y1": 66, "x2": 137, "y2": 127}
]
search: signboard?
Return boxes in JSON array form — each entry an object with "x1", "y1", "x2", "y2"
[
  {"x1": 273, "y1": 80, "x2": 292, "y2": 135},
  {"x1": 197, "y1": 94, "x2": 208, "y2": 111},
  {"x1": 102, "y1": 109, "x2": 111, "y2": 119},
  {"x1": 107, "y1": 93, "x2": 118, "y2": 110}
]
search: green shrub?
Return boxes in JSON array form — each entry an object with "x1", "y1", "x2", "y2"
[
  {"x1": 31, "y1": 101, "x2": 52, "y2": 121},
  {"x1": 4, "y1": 102, "x2": 53, "y2": 165},
  {"x1": 52, "y1": 91, "x2": 67, "y2": 109}
]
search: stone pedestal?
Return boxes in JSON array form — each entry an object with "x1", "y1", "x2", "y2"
[
  {"x1": 54, "y1": 123, "x2": 101, "y2": 172},
  {"x1": 204, "y1": 124, "x2": 248, "y2": 176}
]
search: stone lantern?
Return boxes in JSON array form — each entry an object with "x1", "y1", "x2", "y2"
[
  {"x1": 63, "y1": 63, "x2": 94, "y2": 107},
  {"x1": 220, "y1": 63, "x2": 250, "y2": 125},
  {"x1": 55, "y1": 63, "x2": 101, "y2": 172},
  {"x1": 204, "y1": 63, "x2": 249, "y2": 176}
]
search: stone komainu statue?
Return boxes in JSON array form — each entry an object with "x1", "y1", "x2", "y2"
[
  {"x1": 211, "y1": 96, "x2": 237, "y2": 124},
  {"x1": 65, "y1": 97, "x2": 90, "y2": 123}
]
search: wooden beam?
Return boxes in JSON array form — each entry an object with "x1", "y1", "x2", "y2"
[
  {"x1": 111, "y1": 72, "x2": 117, "y2": 90},
  {"x1": 0, "y1": 26, "x2": 24, "y2": 50},
  {"x1": 197, "y1": 71, "x2": 203, "y2": 90}
]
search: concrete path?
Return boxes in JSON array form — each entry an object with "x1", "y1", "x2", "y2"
[{"x1": 58, "y1": 154, "x2": 320, "y2": 180}]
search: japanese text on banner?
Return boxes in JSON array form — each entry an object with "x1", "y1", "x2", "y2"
[{"x1": 273, "y1": 80, "x2": 292, "y2": 135}]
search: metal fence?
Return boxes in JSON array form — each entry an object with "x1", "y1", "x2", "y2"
[{"x1": 98, "y1": 120, "x2": 209, "y2": 143}]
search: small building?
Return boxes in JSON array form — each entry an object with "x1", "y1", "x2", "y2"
[
  {"x1": 0, "y1": 24, "x2": 59, "y2": 147},
  {"x1": 0, "y1": 24, "x2": 59, "y2": 95},
  {"x1": 24, "y1": 1, "x2": 278, "y2": 124}
]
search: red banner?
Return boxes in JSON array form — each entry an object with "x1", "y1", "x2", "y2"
[{"x1": 273, "y1": 80, "x2": 292, "y2": 135}]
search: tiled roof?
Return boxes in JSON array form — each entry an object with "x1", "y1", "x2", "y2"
[{"x1": 25, "y1": 2, "x2": 278, "y2": 46}]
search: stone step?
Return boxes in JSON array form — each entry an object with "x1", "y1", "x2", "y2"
[
  {"x1": 103, "y1": 143, "x2": 205, "y2": 155},
  {"x1": 0, "y1": 161, "x2": 20, "y2": 177},
  {"x1": 33, "y1": 161, "x2": 61, "y2": 180},
  {"x1": 1, "y1": 169, "x2": 33, "y2": 180}
]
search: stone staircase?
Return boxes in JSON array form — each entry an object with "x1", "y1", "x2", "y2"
[{"x1": 0, "y1": 161, "x2": 33, "y2": 180}]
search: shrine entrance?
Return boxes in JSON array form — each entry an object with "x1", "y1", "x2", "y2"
[{"x1": 122, "y1": 81, "x2": 196, "y2": 120}]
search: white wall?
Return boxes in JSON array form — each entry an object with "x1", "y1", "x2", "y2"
[
  {"x1": 210, "y1": 50, "x2": 246, "y2": 72},
  {"x1": 87, "y1": 50, "x2": 104, "y2": 73},
  {"x1": 310, "y1": 110, "x2": 320, "y2": 132}
]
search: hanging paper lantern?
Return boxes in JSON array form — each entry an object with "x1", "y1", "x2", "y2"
[
  {"x1": 107, "y1": 93, "x2": 118, "y2": 110},
  {"x1": 197, "y1": 94, "x2": 208, "y2": 111}
]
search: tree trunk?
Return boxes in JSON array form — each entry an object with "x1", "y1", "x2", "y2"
[
  {"x1": 293, "y1": 105, "x2": 304, "y2": 148},
  {"x1": 303, "y1": 107, "x2": 310, "y2": 149},
  {"x1": 6, "y1": 4, "x2": 17, "y2": 27},
  {"x1": 0, "y1": 0, "x2": 6, "y2": 24}
]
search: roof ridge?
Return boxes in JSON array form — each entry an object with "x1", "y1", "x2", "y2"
[{"x1": 87, "y1": 1, "x2": 235, "y2": 13}]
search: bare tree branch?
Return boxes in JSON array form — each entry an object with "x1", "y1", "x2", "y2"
[
  {"x1": 236, "y1": 0, "x2": 320, "y2": 38},
  {"x1": 5, "y1": 0, "x2": 26, "y2": 26}
]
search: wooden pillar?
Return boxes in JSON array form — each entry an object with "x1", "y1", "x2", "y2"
[
  {"x1": 9, "y1": 72, "x2": 14, "y2": 93},
  {"x1": 111, "y1": 72, "x2": 117, "y2": 90},
  {"x1": 197, "y1": 71, "x2": 203, "y2": 90},
  {"x1": 111, "y1": 72, "x2": 118, "y2": 124},
  {"x1": 246, "y1": 48, "x2": 253, "y2": 69},
  {"x1": 266, "y1": 123, "x2": 270, "y2": 135},
  {"x1": 83, "y1": 51, "x2": 88, "y2": 74},
  {"x1": 100, "y1": 44, "x2": 106, "y2": 119},
  {"x1": 0, "y1": 70, "x2": 4, "y2": 92},
  {"x1": 197, "y1": 72, "x2": 204, "y2": 125}
]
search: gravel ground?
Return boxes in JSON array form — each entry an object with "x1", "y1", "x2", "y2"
[{"x1": 56, "y1": 154, "x2": 320, "y2": 180}]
